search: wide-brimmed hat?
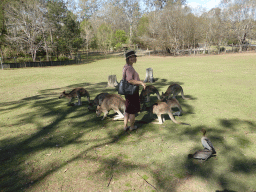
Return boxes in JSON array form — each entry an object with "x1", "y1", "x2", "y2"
[{"x1": 126, "y1": 50, "x2": 137, "y2": 59}]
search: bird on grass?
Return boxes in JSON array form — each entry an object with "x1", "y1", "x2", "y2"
[
  {"x1": 188, "y1": 149, "x2": 213, "y2": 160},
  {"x1": 201, "y1": 128, "x2": 216, "y2": 154},
  {"x1": 188, "y1": 129, "x2": 216, "y2": 160}
]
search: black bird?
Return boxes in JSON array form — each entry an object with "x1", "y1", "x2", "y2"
[{"x1": 201, "y1": 128, "x2": 216, "y2": 154}]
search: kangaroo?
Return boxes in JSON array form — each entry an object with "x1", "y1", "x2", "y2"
[
  {"x1": 59, "y1": 87, "x2": 90, "y2": 106},
  {"x1": 162, "y1": 84, "x2": 190, "y2": 100},
  {"x1": 151, "y1": 98, "x2": 189, "y2": 125},
  {"x1": 140, "y1": 85, "x2": 161, "y2": 103},
  {"x1": 88, "y1": 93, "x2": 109, "y2": 110},
  {"x1": 96, "y1": 94, "x2": 126, "y2": 120}
]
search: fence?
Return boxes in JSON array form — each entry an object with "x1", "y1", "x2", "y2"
[{"x1": 2, "y1": 59, "x2": 79, "y2": 69}]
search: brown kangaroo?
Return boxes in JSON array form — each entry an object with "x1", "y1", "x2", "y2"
[
  {"x1": 88, "y1": 93, "x2": 109, "y2": 110},
  {"x1": 162, "y1": 84, "x2": 190, "y2": 100},
  {"x1": 96, "y1": 94, "x2": 125, "y2": 120},
  {"x1": 59, "y1": 87, "x2": 90, "y2": 106},
  {"x1": 150, "y1": 98, "x2": 189, "y2": 125},
  {"x1": 140, "y1": 85, "x2": 161, "y2": 103}
]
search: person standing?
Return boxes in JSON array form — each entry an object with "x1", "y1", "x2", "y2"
[{"x1": 122, "y1": 51, "x2": 146, "y2": 131}]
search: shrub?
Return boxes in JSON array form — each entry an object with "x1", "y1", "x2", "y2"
[
  {"x1": 233, "y1": 48, "x2": 239, "y2": 52},
  {"x1": 16, "y1": 57, "x2": 33, "y2": 63},
  {"x1": 58, "y1": 56, "x2": 69, "y2": 61},
  {"x1": 220, "y1": 47, "x2": 225, "y2": 52},
  {"x1": 52, "y1": 57, "x2": 58, "y2": 61},
  {"x1": 114, "y1": 43, "x2": 123, "y2": 51},
  {"x1": 40, "y1": 57, "x2": 46, "y2": 62}
]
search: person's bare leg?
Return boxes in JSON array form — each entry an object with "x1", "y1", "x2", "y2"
[
  {"x1": 129, "y1": 114, "x2": 137, "y2": 130},
  {"x1": 124, "y1": 112, "x2": 129, "y2": 130}
]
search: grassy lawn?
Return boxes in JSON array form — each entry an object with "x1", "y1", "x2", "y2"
[{"x1": 0, "y1": 52, "x2": 255, "y2": 192}]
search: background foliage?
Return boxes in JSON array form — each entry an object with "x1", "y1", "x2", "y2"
[{"x1": 1, "y1": 0, "x2": 256, "y2": 62}]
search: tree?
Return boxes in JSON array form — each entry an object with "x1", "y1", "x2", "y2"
[
  {"x1": 118, "y1": 0, "x2": 141, "y2": 44},
  {"x1": 77, "y1": 0, "x2": 101, "y2": 20},
  {"x1": 0, "y1": 0, "x2": 7, "y2": 59},
  {"x1": 94, "y1": 1, "x2": 128, "y2": 32},
  {"x1": 221, "y1": 0, "x2": 256, "y2": 51},
  {"x1": 81, "y1": 19, "x2": 94, "y2": 54},
  {"x1": 137, "y1": 11, "x2": 162, "y2": 51},
  {"x1": 5, "y1": 0, "x2": 48, "y2": 62},
  {"x1": 144, "y1": 0, "x2": 187, "y2": 10},
  {"x1": 113, "y1": 29, "x2": 128, "y2": 50},
  {"x1": 200, "y1": 8, "x2": 228, "y2": 54},
  {"x1": 147, "y1": 1, "x2": 193, "y2": 54},
  {"x1": 47, "y1": 0, "x2": 82, "y2": 57},
  {"x1": 97, "y1": 23, "x2": 114, "y2": 52}
]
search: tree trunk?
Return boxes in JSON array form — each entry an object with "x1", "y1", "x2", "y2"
[
  {"x1": 32, "y1": 50, "x2": 37, "y2": 62},
  {"x1": 239, "y1": 45, "x2": 242, "y2": 52},
  {"x1": 0, "y1": 47, "x2": 3, "y2": 61},
  {"x1": 87, "y1": 43, "x2": 89, "y2": 58},
  {"x1": 129, "y1": 24, "x2": 132, "y2": 44},
  {"x1": 44, "y1": 37, "x2": 49, "y2": 61},
  {"x1": 0, "y1": 47, "x2": 3, "y2": 70}
]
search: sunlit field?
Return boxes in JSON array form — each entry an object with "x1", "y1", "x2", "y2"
[{"x1": 0, "y1": 52, "x2": 255, "y2": 192}]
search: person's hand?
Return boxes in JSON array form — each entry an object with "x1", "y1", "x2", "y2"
[{"x1": 142, "y1": 82, "x2": 146, "y2": 90}]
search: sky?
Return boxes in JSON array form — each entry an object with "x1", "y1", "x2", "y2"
[{"x1": 186, "y1": 0, "x2": 221, "y2": 11}]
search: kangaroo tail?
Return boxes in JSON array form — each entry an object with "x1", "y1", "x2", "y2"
[
  {"x1": 180, "y1": 88, "x2": 190, "y2": 100},
  {"x1": 168, "y1": 111, "x2": 190, "y2": 125},
  {"x1": 154, "y1": 89, "x2": 161, "y2": 100}
]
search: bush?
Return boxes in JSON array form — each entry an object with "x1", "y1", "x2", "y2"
[
  {"x1": 40, "y1": 57, "x2": 48, "y2": 62},
  {"x1": 233, "y1": 48, "x2": 239, "y2": 52},
  {"x1": 220, "y1": 47, "x2": 225, "y2": 52},
  {"x1": 58, "y1": 56, "x2": 69, "y2": 61},
  {"x1": 52, "y1": 57, "x2": 58, "y2": 61},
  {"x1": 114, "y1": 43, "x2": 123, "y2": 51},
  {"x1": 16, "y1": 57, "x2": 33, "y2": 63}
]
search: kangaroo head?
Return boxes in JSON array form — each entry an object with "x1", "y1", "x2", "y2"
[
  {"x1": 59, "y1": 91, "x2": 66, "y2": 99},
  {"x1": 96, "y1": 105, "x2": 102, "y2": 117}
]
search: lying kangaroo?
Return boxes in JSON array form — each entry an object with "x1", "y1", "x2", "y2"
[
  {"x1": 151, "y1": 98, "x2": 189, "y2": 125},
  {"x1": 162, "y1": 84, "x2": 190, "y2": 100},
  {"x1": 59, "y1": 87, "x2": 90, "y2": 106},
  {"x1": 140, "y1": 85, "x2": 161, "y2": 103},
  {"x1": 96, "y1": 94, "x2": 125, "y2": 120},
  {"x1": 88, "y1": 93, "x2": 109, "y2": 110}
]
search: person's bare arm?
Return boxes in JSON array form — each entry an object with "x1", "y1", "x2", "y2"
[{"x1": 128, "y1": 80, "x2": 146, "y2": 89}]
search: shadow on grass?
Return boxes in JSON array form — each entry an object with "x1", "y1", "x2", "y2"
[{"x1": 0, "y1": 80, "x2": 255, "y2": 192}]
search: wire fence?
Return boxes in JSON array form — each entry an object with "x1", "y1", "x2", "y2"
[
  {"x1": 1, "y1": 59, "x2": 81, "y2": 69},
  {"x1": 1, "y1": 46, "x2": 256, "y2": 69}
]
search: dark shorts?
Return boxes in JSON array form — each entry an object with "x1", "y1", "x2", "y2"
[{"x1": 125, "y1": 90, "x2": 140, "y2": 114}]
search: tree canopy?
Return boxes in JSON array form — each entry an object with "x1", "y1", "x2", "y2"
[{"x1": 2, "y1": 0, "x2": 256, "y2": 61}]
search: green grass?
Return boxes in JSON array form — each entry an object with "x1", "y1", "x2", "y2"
[{"x1": 0, "y1": 52, "x2": 256, "y2": 192}]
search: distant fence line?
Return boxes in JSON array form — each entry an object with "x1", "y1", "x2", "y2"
[
  {"x1": 1, "y1": 47, "x2": 256, "y2": 69},
  {"x1": 1, "y1": 59, "x2": 80, "y2": 69}
]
